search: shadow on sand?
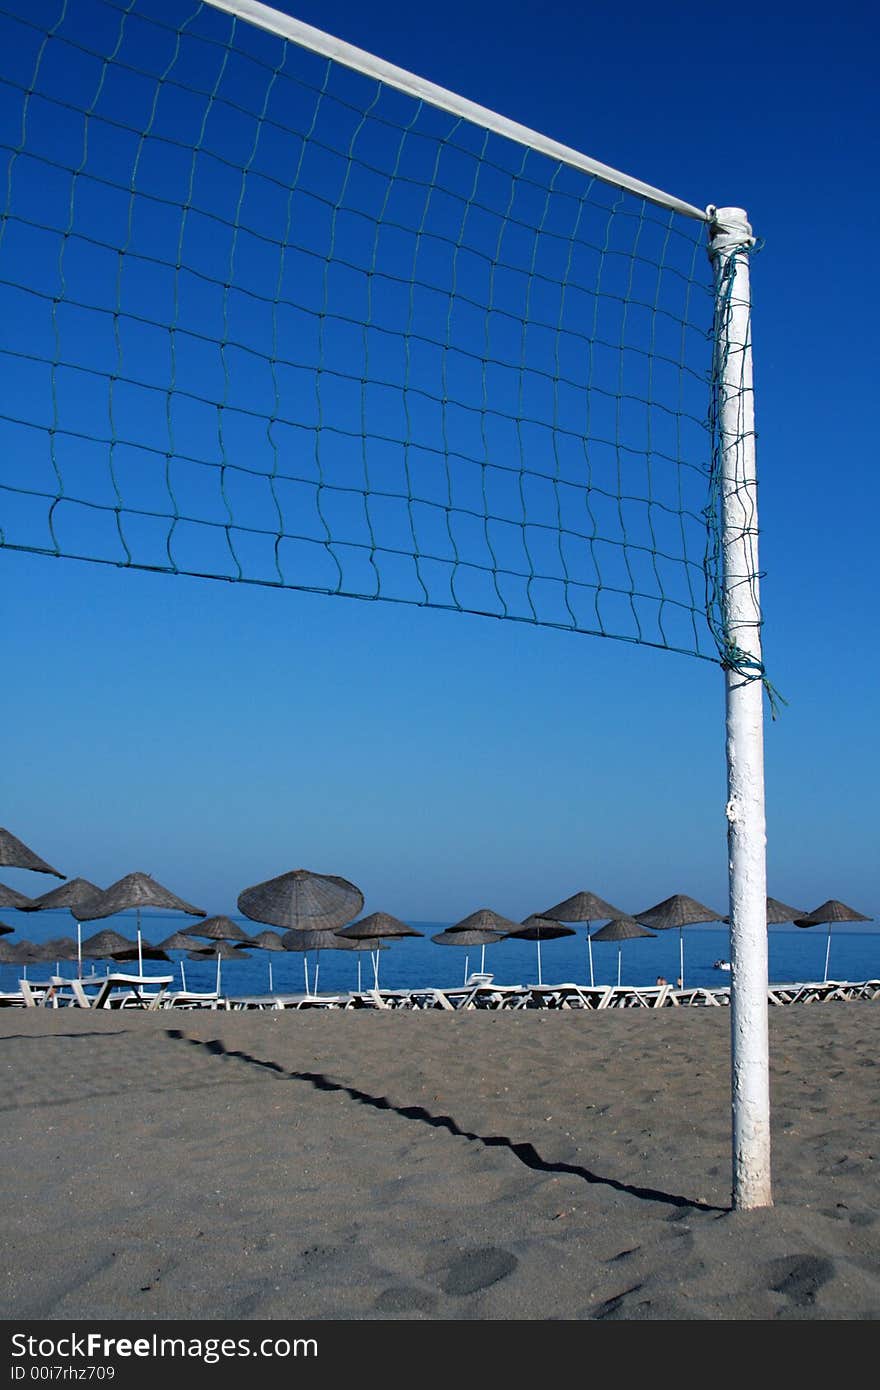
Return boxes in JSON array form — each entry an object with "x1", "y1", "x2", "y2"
[{"x1": 166, "y1": 1028, "x2": 727, "y2": 1214}]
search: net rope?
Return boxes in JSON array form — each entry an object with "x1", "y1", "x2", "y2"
[{"x1": 0, "y1": 0, "x2": 745, "y2": 664}]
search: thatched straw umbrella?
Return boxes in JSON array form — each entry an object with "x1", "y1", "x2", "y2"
[
  {"x1": 73, "y1": 872, "x2": 205, "y2": 975},
  {"x1": 187, "y1": 938, "x2": 250, "y2": 994},
  {"x1": 330, "y1": 934, "x2": 388, "y2": 992},
  {"x1": 0, "y1": 883, "x2": 34, "y2": 911},
  {"x1": 336, "y1": 911, "x2": 422, "y2": 989},
  {"x1": 281, "y1": 928, "x2": 354, "y2": 995},
  {"x1": 0, "y1": 828, "x2": 64, "y2": 878},
  {"x1": 633, "y1": 894, "x2": 722, "y2": 988},
  {"x1": 183, "y1": 915, "x2": 253, "y2": 943},
  {"x1": 22, "y1": 878, "x2": 103, "y2": 977},
  {"x1": 110, "y1": 942, "x2": 171, "y2": 964},
  {"x1": 81, "y1": 927, "x2": 137, "y2": 956},
  {"x1": 793, "y1": 899, "x2": 872, "y2": 982},
  {"x1": 39, "y1": 937, "x2": 79, "y2": 975},
  {"x1": 80, "y1": 927, "x2": 138, "y2": 973},
  {"x1": 0, "y1": 938, "x2": 50, "y2": 976},
  {"x1": 443, "y1": 909, "x2": 518, "y2": 980},
  {"x1": 433, "y1": 928, "x2": 508, "y2": 984},
  {"x1": 235, "y1": 929, "x2": 284, "y2": 992},
  {"x1": 540, "y1": 889, "x2": 626, "y2": 986},
  {"x1": 238, "y1": 869, "x2": 363, "y2": 936},
  {"x1": 156, "y1": 930, "x2": 201, "y2": 990},
  {"x1": 765, "y1": 897, "x2": 808, "y2": 924},
  {"x1": 508, "y1": 915, "x2": 576, "y2": 986},
  {"x1": 23, "y1": 878, "x2": 102, "y2": 914},
  {"x1": 182, "y1": 916, "x2": 255, "y2": 991},
  {"x1": 590, "y1": 917, "x2": 657, "y2": 986}
]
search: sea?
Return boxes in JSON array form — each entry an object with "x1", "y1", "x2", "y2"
[{"x1": 2, "y1": 911, "x2": 878, "y2": 996}]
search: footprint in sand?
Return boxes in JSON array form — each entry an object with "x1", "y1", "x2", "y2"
[
  {"x1": 440, "y1": 1247, "x2": 518, "y2": 1296},
  {"x1": 373, "y1": 1286, "x2": 438, "y2": 1314},
  {"x1": 767, "y1": 1254, "x2": 835, "y2": 1307}
]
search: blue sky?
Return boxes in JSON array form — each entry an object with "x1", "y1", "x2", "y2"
[{"x1": 1, "y1": 0, "x2": 877, "y2": 923}]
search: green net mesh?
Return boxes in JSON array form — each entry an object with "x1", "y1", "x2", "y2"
[{"x1": 0, "y1": 0, "x2": 732, "y2": 662}]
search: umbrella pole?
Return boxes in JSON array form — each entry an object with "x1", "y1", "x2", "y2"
[
  {"x1": 587, "y1": 930, "x2": 594, "y2": 987},
  {"x1": 537, "y1": 938, "x2": 542, "y2": 987},
  {"x1": 181, "y1": 959, "x2": 187, "y2": 991},
  {"x1": 77, "y1": 922, "x2": 82, "y2": 979},
  {"x1": 303, "y1": 957, "x2": 309, "y2": 994},
  {"x1": 617, "y1": 946, "x2": 622, "y2": 987},
  {"x1": 357, "y1": 957, "x2": 362, "y2": 992},
  {"x1": 372, "y1": 949, "x2": 379, "y2": 990},
  {"x1": 824, "y1": 925, "x2": 833, "y2": 983},
  {"x1": 463, "y1": 953, "x2": 469, "y2": 985},
  {"x1": 268, "y1": 959, "x2": 273, "y2": 992},
  {"x1": 679, "y1": 927, "x2": 684, "y2": 989},
  {"x1": 137, "y1": 908, "x2": 143, "y2": 976},
  {"x1": 216, "y1": 951, "x2": 222, "y2": 996},
  {"x1": 315, "y1": 951, "x2": 320, "y2": 994}
]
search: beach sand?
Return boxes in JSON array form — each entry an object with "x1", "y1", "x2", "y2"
[{"x1": 1, "y1": 1003, "x2": 878, "y2": 1320}]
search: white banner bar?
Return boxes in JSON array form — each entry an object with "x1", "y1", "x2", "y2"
[{"x1": 203, "y1": 0, "x2": 708, "y2": 221}]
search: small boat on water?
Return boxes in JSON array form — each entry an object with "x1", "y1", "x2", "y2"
[{"x1": 713, "y1": 959, "x2": 731, "y2": 972}]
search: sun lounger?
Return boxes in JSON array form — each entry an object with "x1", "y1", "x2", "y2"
[
  {"x1": 162, "y1": 990, "x2": 222, "y2": 1009},
  {"x1": 468, "y1": 984, "x2": 530, "y2": 1009},
  {"x1": 767, "y1": 981, "x2": 832, "y2": 1006},
  {"x1": 524, "y1": 983, "x2": 612, "y2": 1009},
  {"x1": 65, "y1": 979, "x2": 96, "y2": 1008},
  {"x1": 18, "y1": 978, "x2": 51, "y2": 1007},
  {"x1": 398, "y1": 988, "x2": 455, "y2": 1010},
  {"x1": 222, "y1": 992, "x2": 343, "y2": 1010},
  {"x1": 605, "y1": 984, "x2": 671, "y2": 1008},
  {"x1": 80, "y1": 973, "x2": 174, "y2": 1010},
  {"x1": 670, "y1": 986, "x2": 730, "y2": 1006},
  {"x1": 350, "y1": 989, "x2": 391, "y2": 1009},
  {"x1": 438, "y1": 982, "x2": 529, "y2": 1009},
  {"x1": 224, "y1": 994, "x2": 281, "y2": 1010}
]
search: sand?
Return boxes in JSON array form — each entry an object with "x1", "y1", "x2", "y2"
[{"x1": 0, "y1": 1003, "x2": 878, "y2": 1321}]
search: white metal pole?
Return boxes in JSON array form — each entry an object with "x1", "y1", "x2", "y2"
[
  {"x1": 537, "y1": 938, "x2": 543, "y2": 986},
  {"x1": 617, "y1": 946, "x2": 621, "y2": 987},
  {"x1": 824, "y1": 927, "x2": 833, "y2": 983},
  {"x1": 710, "y1": 207, "x2": 771, "y2": 1210},
  {"x1": 679, "y1": 929, "x2": 685, "y2": 989},
  {"x1": 587, "y1": 930, "x2": 594, "y2": 987}
]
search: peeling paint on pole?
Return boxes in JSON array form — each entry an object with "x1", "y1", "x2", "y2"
[{"x1": 710, "y1": 207, "x2": 772, "y2": 1210}]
